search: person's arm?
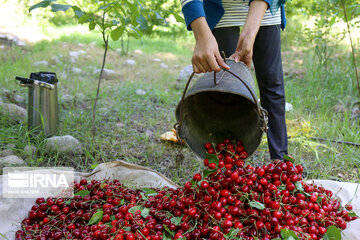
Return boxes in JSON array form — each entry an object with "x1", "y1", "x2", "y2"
[
  {"x1": 190, "y1": 17, "x2": 230, "y2": 73},
  {"x1": 230, "y1": 0, "x2": 268, "y2": 67}
]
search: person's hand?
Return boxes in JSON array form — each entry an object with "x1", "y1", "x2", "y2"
[
  {"x1": 190, "y1": 17, "x2": 230, "y2": 73},
  {"x1": 230, "y1": 33, "x2": 255, "y2": 68},
  {"x1": 230, "y1": 0, "x2": 268, "y2": 68}
]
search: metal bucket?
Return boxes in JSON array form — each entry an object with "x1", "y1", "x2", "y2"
[
  {"x1": 16, "y1": 72, "x2": 59, "y2": 137},
  {"x1": 175, "y1": 60, "x2": 268, "y2": 159}
]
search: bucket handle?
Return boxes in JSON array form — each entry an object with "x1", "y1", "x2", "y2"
[{"x1": 176, "y1": 64, "x2": 268, "y2": 134}]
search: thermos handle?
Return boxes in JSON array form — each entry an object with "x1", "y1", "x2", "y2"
[
  {"x1": 15, "y1": 76, "x2": 55, "y2": 89},
  {"x1": 176, "y1": 63, "x2": 268, "y2": 134}
]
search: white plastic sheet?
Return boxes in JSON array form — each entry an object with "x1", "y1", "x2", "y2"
[{"x1": 0, "y1": 161, "x2": 359, "y2": 239}]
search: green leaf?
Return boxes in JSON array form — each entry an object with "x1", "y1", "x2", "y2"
[
  {"x1": 29, "y1": 0, "x2": 55, "y2": 12},
  {"x1": 123, "y1": 226, "x2": 131, "y2": 231},
  {"x1": 0, "y1": 233, "x2": 9, "y2": 240},
  {"x1": 226, "y1": 228, "x2": 241, "y2": 238},
  {"x1": 203, "y1": 169, "x2": 216, "y2": 178},
  {"x1": 205, "y1": 153, "x2": 219, "y2": 164},
  {"x1": 249, "y1": 201, "x2": 265, "y2": 210},
  {"x1": 90, "y1": 163, "x2": 98, "y2": 169},
  {"x1": 78, "y1": 14, "x2": 90, "y2": 24},
  {"x1": 283, "y1": 155, "x2": 295, "y2": 163},
  {"x1": 137, "y1": 15, "x2": 148, "y2": 30},
  {"x1": 162, "y1": 233, "x2": 172, "y2": 240},
  {"x1": 280, "y1": 229, "x2": 299, "y2": 240},
  {"x1": 51, "y1": 4, "x2": 72, "y2": 12},
  {"x1": 163, "y1": 224, "x2": 174, "y2": 237},
  {"x1": 75, "y1": 190, "x2": 90, "y2": 196},
  {"x1": 88, "y1": 210, "x2": 103, "y2": 225},
  {"x1": 272, "y1": 238, "x2": 282, "y2": 240},
  {"x1": 125, "y1": 0, "x2": 139, "y2": 16},
  {"x1": 110, "y1": 26, "x2": 125, "y2": 41},
  {"x1": 105, "y1": 222, "x2": 112, "y2": 228},
  {"x1": 141, "y1": 188, "x2": 158, "y2": 196},
  {"x1": 348, "y1": 210, "x2": 359, "y2": 217},
  {"x1": 323, "y1": 225, "x2": 341, "y2": 240},
  {"x1": 170, "y1": 217, "x2": 182, "y2": 226},
  {"x1": 128, "y1": 206, "x2": 143, "y2": 215},
  {"x1": 141, "y1": 208, "x2": 150, "y2": 218},
  {"x1": 294, "y1": 182, "x2": 304, "y2": 192},
  {"x1": 278, "y1": 185, "x2": 286, "y2": 191},
  {"x1": 172, "y1": 13, "x2": 184, "y2": 23}
]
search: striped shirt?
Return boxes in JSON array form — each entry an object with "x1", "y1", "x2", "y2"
[{"x1": 215, "y1": 0, "x2": 281, "y2": 28}]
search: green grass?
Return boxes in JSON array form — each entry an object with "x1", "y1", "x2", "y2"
[{"x1": 0, "y1": 22, "x2": 359, "y2": 185}]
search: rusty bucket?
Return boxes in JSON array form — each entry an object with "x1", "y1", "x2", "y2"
[{"x1": 175, "y1": 60, "x2": 268, "y2": 159}]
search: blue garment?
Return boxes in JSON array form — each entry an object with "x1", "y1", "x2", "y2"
[{"x1": 182, "y1": 0, "x2": 286, "y2": 31}]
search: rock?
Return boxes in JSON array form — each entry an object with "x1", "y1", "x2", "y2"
[
  {"x1": 78, "y1": 43, "x2": 84, "y2": 47},
  {"x1": 145, "y1": 129, "x2": 153, "y2": 137},
  {"x1": 153, "y1": 58, "x2": 161, "y2": 62},
  {"x1": 2, "y1": 89, "x2": 25, "y2": 105},
  {"x1": 333, "y1": 104, "x2": 346, "y2": 113},
  {"x1": 14, "y1": 39, "x2": 26, "y2": 46},
  {"x1": 93, "y1": 68, "x2": 116, "y2": 79},
  {"x1": 160, "y1": 63, "x2": 168, "y2": 69},
  {"x1": 5, "y1": 144, "x2": 16, "y2": 149},
  {"x1": 24, "y1": 145, "x2": 37, "y2": 156},
  {"x1": 0, "y1": 102, "x2": 27, "y2": 123},
  {"x1": 69, "y1": 50, "x2": 86, "y2": 62},
  {"x1": 134, "y1": 49, "x2": 143, "y2": 54},
  {"x1": 61, "y1": 94, "x2": 74, "y2": 105},
  {"x1": 285, "y1": 102, "x2": 293, "y2": 112},
  {"x1": 125, "y1": 59, "x2": 136, "y2": 65},
  {"x1": 136, "y1": 89, "x2": 146, "y2": 96},
  {"x1": 33, "y1": 60, "x2": 48, "y2": 67},
  {"x1": 0, "y1": 45, "x2": 5, "y2": 49},
  {"x1": 178, "y1": 65, "x2": 203, "y2": 81},
  {"x1": 0, "y1": 149, "x2": 14, "y2": 158},
  {"x1": 45, "y1": 135, "x2": 83, "y2": 155},
  {"x1": 52, "y1": 56, "x2": 62, "y2": 64},
  {"x1": 71, "y1": 67, "x2": 82, "y2": 74},
  {"x1": 351, "y1": 104, "x2": 360, "y2": 120},
  {"x1": 0, "y1": 155, "x2": 25, "y2": 167}
]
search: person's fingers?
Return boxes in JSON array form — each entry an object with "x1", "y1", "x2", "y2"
[
  {"x1": 215, "y1": 51, "x2": 230, "y2": 71},
  {"x1": 193, "y1": 60, "x2": 206, "y2": 73},
  {"x1": 192, "y1": 63, "x2": 200, "y2": 74},
  {"x1": 199, "y1": 58, "x2": 212, "y2": 72}
]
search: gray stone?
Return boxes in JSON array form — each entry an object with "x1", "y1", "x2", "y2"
[
  {"x1": 0, "y1": 155, "x2": 25, "y2": 167},
  {"x1": 61, "y1": 94, "x2": 74, "y2": 105},
  {"x1": 0, "y1": 149, "x2": 14, "y2": 158},
  {"x1": 5, "y1": 144, "x2": 16, "y2": 149},
  {"x1": 45, "y1": 135, "x2": 82, "y2": 155},
  {"x1": 0, "y1": 102, "x2": 27, "y2": 123},
  {"x1": 24, "y1": 145, "x2": 37, "y2": 156},
  {"x1": 134, "y1": 49, "x2": 143, "y2": 54},
  {"x1": 145, "y1": 130, "x2": 153, "y2": 137},
  {"x1": 153, "y1": 58, "x2": 161, "y2": 62},
  {"x1": 33, "y1": 60, "x2": 48, "y2": 67},
  {"x1": 178, "y1": 65, "x2": 203, "y2": 81},
  {"x1": 285, "y1": 102, "x2": 293, "y2": 112},
  {"x1": 125, "y1": 59, "x2": 136, "y2": 65},
  {"x1": 2, "y1": 89, "x2": 25, "y2": 105},
  {"x1": 160, "y1": 63, "x2": 168, "y2": 69},
  {"x1": 52, "y1": 56, "x2": 62, "y2": 64},
  {"x1": 136, "y1": 89, "x2": 146, "y2": 96},
  {"x1": 351, "y1": 104, "x2": 360, "y2": 120},
  {"x1": 93, "y1": 68, "x2": 116, "y2": 79},
  {"x1": 71, "y1": 67, "x2": 82, "y2": 74},
  {"x1": 333, "y1": 104, "x2": 346, "y2": 113}
]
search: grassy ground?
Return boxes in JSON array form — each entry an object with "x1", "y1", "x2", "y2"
[{"x1": 0, "y1": 22, "x2": 359, "y2": 185}]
